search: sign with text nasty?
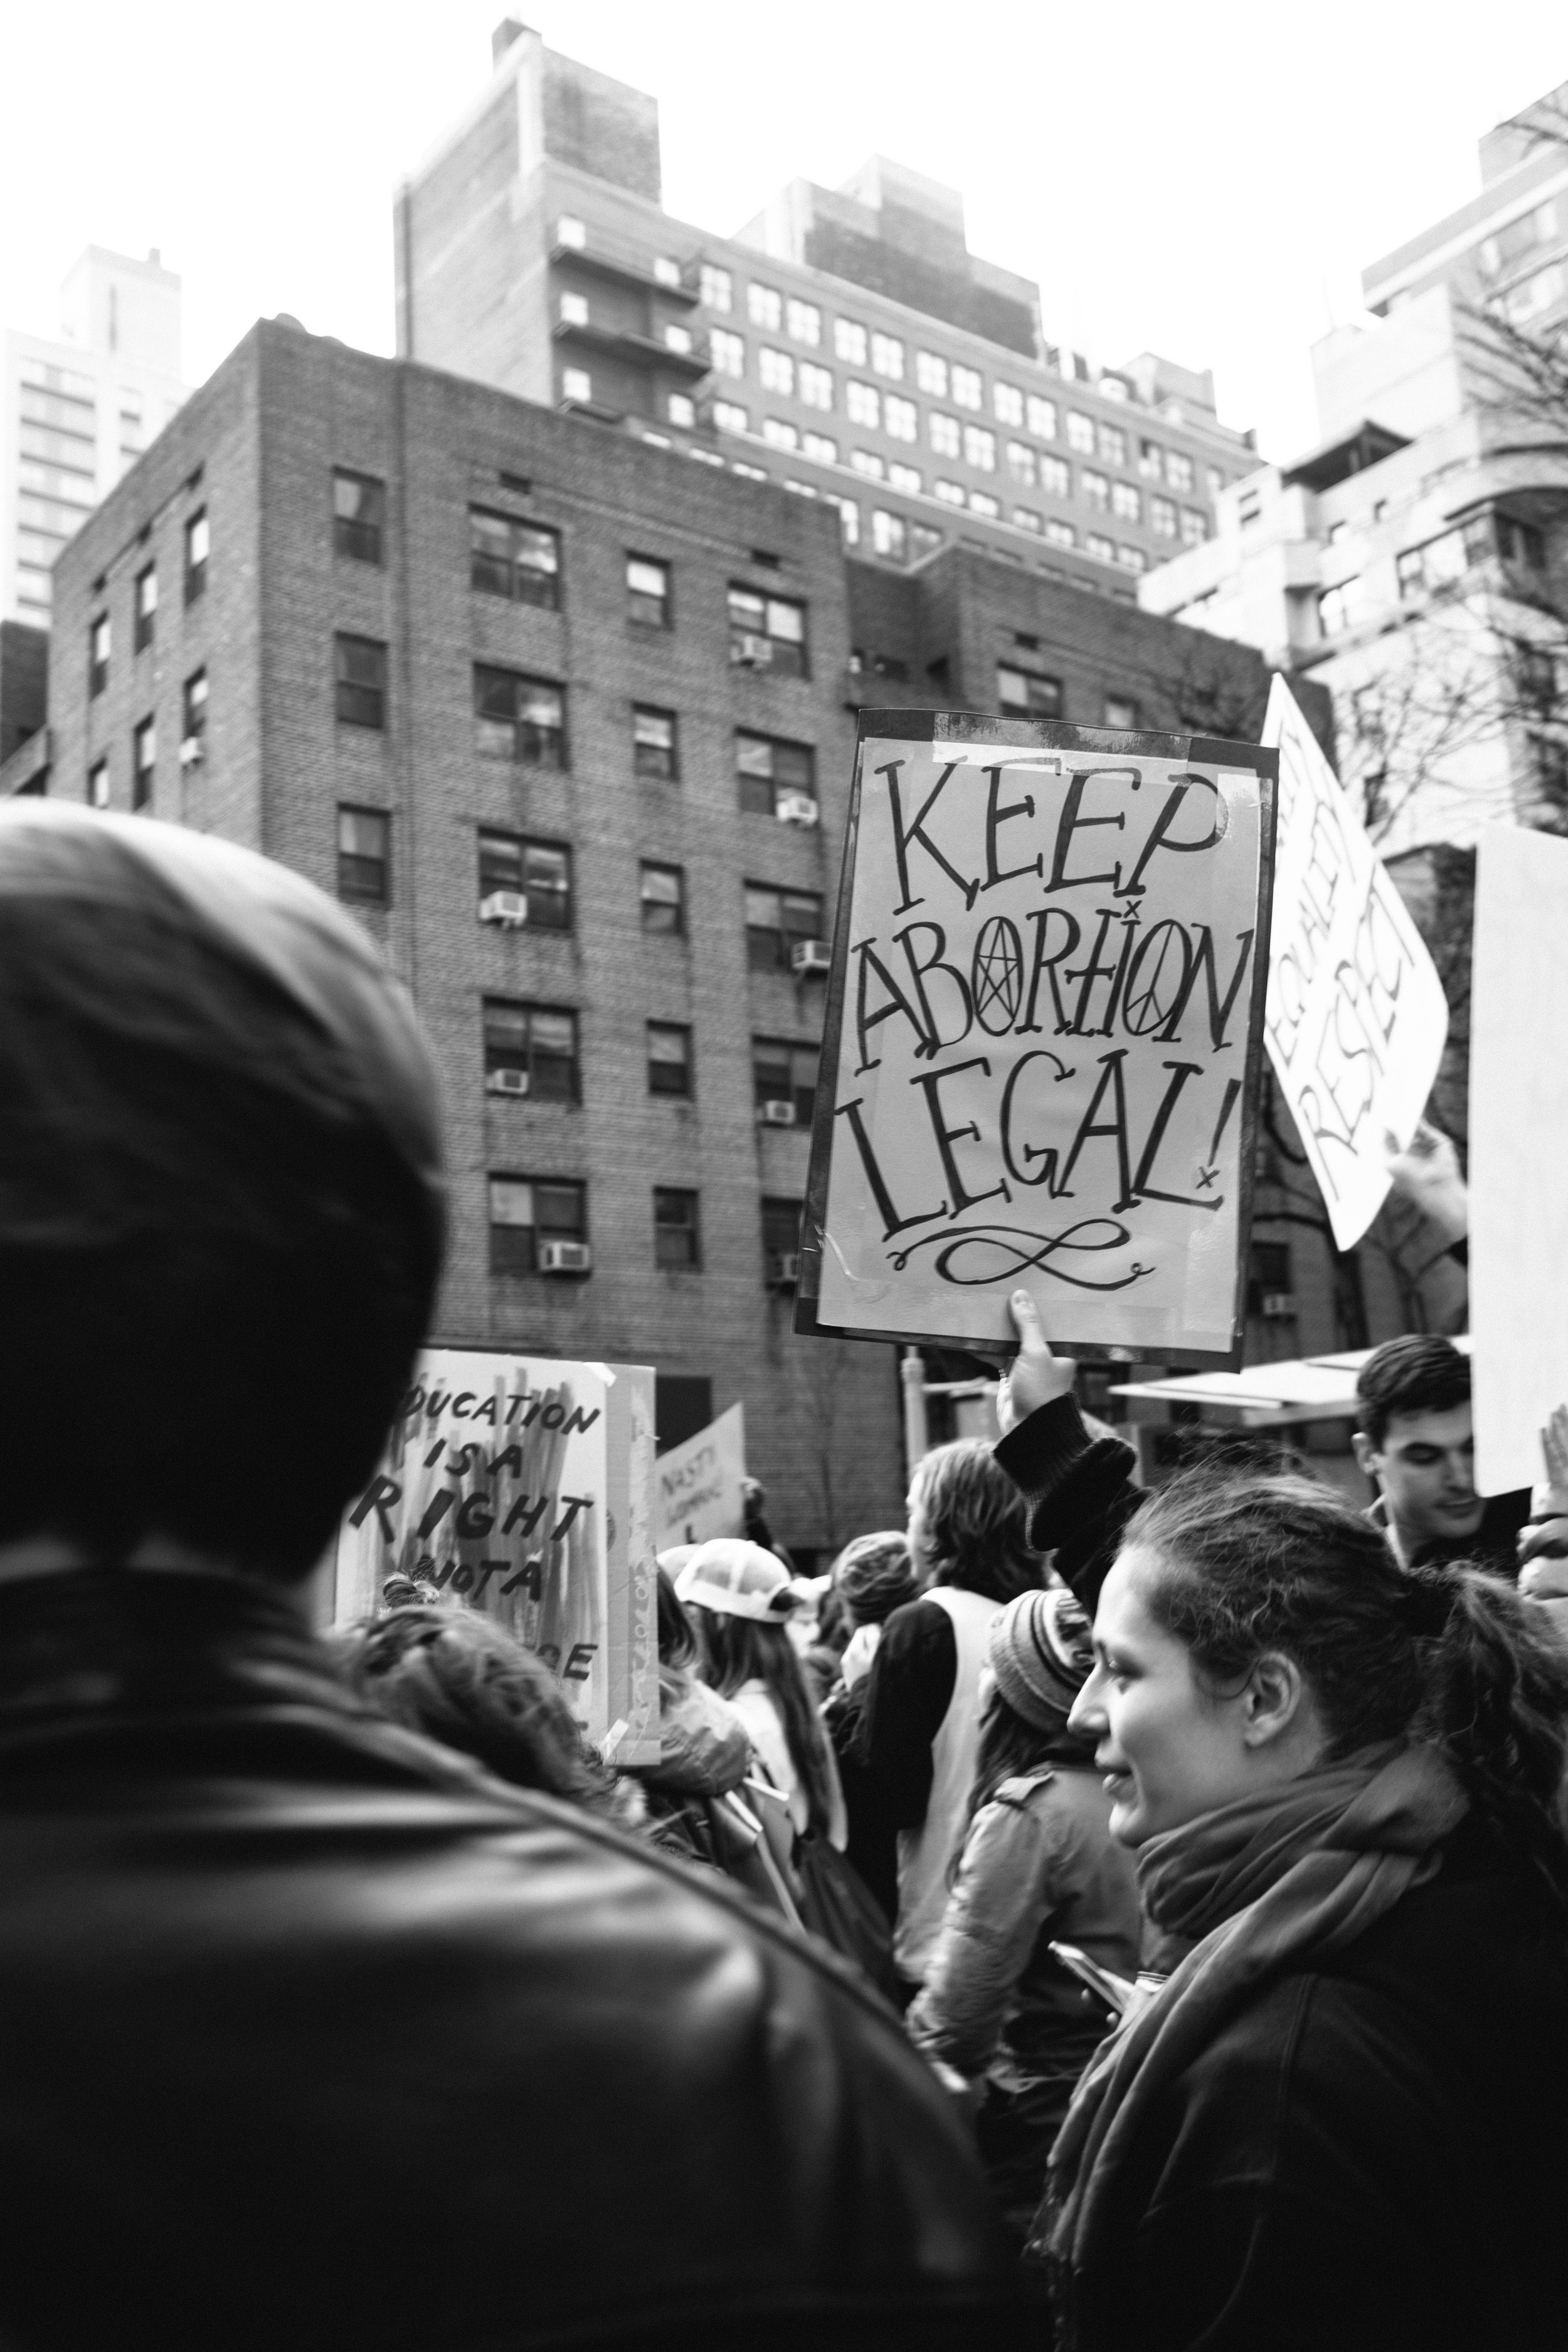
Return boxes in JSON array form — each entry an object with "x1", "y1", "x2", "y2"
[{"x1": 796, "y1": 712, "x2": 1278, "y2": 1362}]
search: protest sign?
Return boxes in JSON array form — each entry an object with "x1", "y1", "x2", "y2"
[
  {"x1": 797, "y1": 711, "x2": 1278, "y2": 1364},
  {"x1": 1261, "y1": 677, "x2": 1448, "y2": 1250},
  {"x1": 1470, "y1": 827, "x2": 1568, "y2": 1497},
  {"x1": 334, "y1": 1348, "x2": 659, "y2": 1763},
  {"x1": 654, "y1": 1403, "x2": 746, "y2": 1550}
]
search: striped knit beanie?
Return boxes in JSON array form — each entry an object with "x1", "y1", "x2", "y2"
[{"x1": 988, "y1": 1587, "x2": 1095, "y2": 1732}]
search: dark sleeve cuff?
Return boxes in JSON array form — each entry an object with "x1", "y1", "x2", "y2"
[
  {"x1": 995, "y1": 1396, "x2": 1137, "y2": 1517},
  {"x1": 1448, "y1": 1237, "x2": 1469, "y2": 1268}
]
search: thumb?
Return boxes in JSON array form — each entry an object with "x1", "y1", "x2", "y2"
[{"x1": 1009, "y1": 1288, "x2": 1051, "y2": 1354}]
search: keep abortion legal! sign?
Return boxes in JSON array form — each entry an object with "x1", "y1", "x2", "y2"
[{"x1": 797, "y1": 711, "x2": 1278, "y2": 1364}]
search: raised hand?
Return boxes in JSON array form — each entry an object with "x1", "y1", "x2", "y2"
[
  {"x1": 1383, "y1": 1120, "x2": 1468, "y2": 1244},
  {"x1": 996, "y1": 1290, "x2": 1079, "y2": 1436}
]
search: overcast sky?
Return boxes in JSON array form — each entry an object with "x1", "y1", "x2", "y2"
[{"x1": 2, "y1": 0, "x2": 1563, "y2": 461}]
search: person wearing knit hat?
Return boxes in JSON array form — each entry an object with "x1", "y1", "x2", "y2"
[{"x1": 907, "y1": 1581, "x2": 1140, "y2": 2252}]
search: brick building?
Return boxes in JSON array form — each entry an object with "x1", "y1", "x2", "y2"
[
  {"x1": 396, "y1": 24, "x2": 1258, "y2": 603},
  {"x1": 33, "y1": 317, "x2": 1338, "y2": 1552}
]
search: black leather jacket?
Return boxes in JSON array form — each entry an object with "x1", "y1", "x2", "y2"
[{"x1": 0, "y1": 1570, "x2": 1018, "y2": 2351}]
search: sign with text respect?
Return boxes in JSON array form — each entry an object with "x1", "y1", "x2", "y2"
[
  {"x1": 1262, "y1": 677, "x2": 1448, "y2": 1250},
  {"x1": 797, "y1": 712, "x2": 1278, "y2": 1362}
]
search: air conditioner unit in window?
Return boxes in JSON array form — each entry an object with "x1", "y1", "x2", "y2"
[
  {"x1": 485, "y1": 1066, "x2": 531, "y2": 1096},
  {"x1": 539, "y1": 1240, "x2": 592, "y2": 1274},
  {"x1": 732, "y1": 632, "x2": 774, "y2": 667},
  {"x1": 1260, "y1": 1291, "x2": 1298, "y2": 1320},
  {"x1": 770, "y1": 1252, "x2": 801, "y2": 1288},
  {"x1": 776, "y1": 792, "x2": 819, "y2": 827},
  {"x1": 179, "y1": 735, "x2": 204, "y2": 768},
  {"x1": 479, "y1": 890, "x2": 530, "y2": 928},
  {"x1": 790, "y1": 938, "x2": 832, "y2": 975},
  {"x1": 758, "y1": 1099, "x2": 796, "y2": 1127}
]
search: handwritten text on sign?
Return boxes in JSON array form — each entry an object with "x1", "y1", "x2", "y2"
[
  {"x1": 1261, "y1": 678, "x2": 1448, "y2": 1251},
  {"x1": 813, "y1": 731, "x2": 1268, "y2": 1355}
]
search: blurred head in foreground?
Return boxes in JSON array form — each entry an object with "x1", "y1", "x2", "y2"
[{"x1": 0, "y1": 803, "x2": 444, "y2": 1582}]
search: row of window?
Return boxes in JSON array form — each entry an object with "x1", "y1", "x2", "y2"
[
  {"x1": 475, "y1": 997, "x2": 820, "y2": 1118},
  {"x1": 86, "y1": 670, "x2": 208, "y2": 812},
  {"x1": 995, "y1": 665, "x2": 1139, "y2": 731},
  {"x1": 1317, "y1": 509, "x2": 1547, "y2": 638},
  {"x1": 87, "y1": 511, "x2": 208, "y2": 694},
  {"x1": 488, "y1": 1173, "x2": 802, "y2": 1283}
]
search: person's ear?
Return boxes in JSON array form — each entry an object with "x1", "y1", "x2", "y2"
[
  {"x1": 1352, "y1": 1431, "x2": 1379, "y2": 1483},
  {"x1": 1241, "y1": 1651, "x2": 1307, "y2": 1750}
]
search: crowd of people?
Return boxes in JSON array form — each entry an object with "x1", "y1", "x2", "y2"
[{"x1": 4, "y1": 795, "x2": 1568, "y2": 2350}]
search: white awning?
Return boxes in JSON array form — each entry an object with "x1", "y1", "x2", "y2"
[{"x1": 1110, "y1": 1336, "x2": 1471, "y2": 1428}]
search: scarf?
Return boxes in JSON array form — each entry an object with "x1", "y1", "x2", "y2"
[{"x1": 1047, "y1": 1742, "x2": 1466, "y2": 2276}]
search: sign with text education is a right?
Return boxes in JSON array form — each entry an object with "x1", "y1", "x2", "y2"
[{"x1": 795, "y1": 710, "x2": 1278, "y2": 1365}]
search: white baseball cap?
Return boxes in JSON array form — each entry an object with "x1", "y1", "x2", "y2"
[{"x1": 674, "y1": 1539, "x2": 798, "y2": 1623}]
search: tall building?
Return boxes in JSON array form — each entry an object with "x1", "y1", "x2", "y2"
[
  {"x1": 1138, "y1": 84, "x2": 1568, "y2": 853},
  {"x1": 395, "y1": 24, "x2": 1256, "y2": 604},
  {"x1": 2, "y1": 246, "x2": 187, "y2": 626},
  {"x1": 22, "y1": 317, "x2": 1326, "y2": 1551}
]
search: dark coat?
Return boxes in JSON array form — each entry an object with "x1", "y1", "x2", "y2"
[{"x1": 0, "y1": 1568, "x2": 1019, "y2": 2352}]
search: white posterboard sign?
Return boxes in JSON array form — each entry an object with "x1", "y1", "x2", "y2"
[
  {"x1": 1262, "y1": 676, "x2": 1449, "y2": 1250},
  {"x1": 1470, "y1": 827, "x2": 1568, "y2": 1497},
  {"x1": 333, "y1": 1348, "x2": 659, "y2": 1763},
  {"x1": 797, "y1": 712, "x2": 1278, "y2": 1364},
  {"x1": 654, "y1": 1403, "x2": 747, "y2": 1550}
]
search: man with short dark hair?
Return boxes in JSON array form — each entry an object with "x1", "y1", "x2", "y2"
[
  {"x1": 0, "y1": 803, "x2": 1015, "y2": 2352},
  {"x1": 1352, "y1": 1334, "x2": 1529, "y2": 1573}
]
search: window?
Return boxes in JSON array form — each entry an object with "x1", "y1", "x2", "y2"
[
  {"x1": 787, "y1": 297, "x2": 821, "y2": 346},
  {"x1": 885, "y1": 395, "x2": 917, "y2": 442},
  {"x1": 929, "y1": 411, "x2": 960, "y2": 458},
  {"x1": 1012, "y1": 507, "x2": 1042, "y2": 534},
  {"x1": 701, "y1": 263, "x2": 733, "y2": 312},
  {"x1": 846, "y1": 381, "x2": 880, "y2": 429},
  {"x1": 709, "y1": 327, "x2": 745, "y2": 379},
  {"x1": 1207, "y1": 467, "x2": 1225, "y2": 498},
  {"x1": 474, "y1": 667, "x2": 566, "y2": 766},
  {"x1": 1046, "y1": 518, "x2": 1076, "y2": 548},
  {"x1": 1111, "y1": 482, "x2": 1141, "y2": 522},
  {"x1": 968, "y1": 491, "x2": 1000, "y2": 519},
  {"x1": 561, "y1": 367, "x2": 592, "y2": 403},
  {"x1": 664, "y1": 324, "x2": 694, "y2": 359},
  {"x1": 183, "y1": 668, "x2": 208, "y2": 744},
  {"x1": 668, "y1": 394, "x2": 696, "y2": 430},
  {"x1": 484, "y1": 1000, "x2": 578, "y2": 1103},
  {"x1": 714, "y1": 400, "x2": 749, "y2": 434},
  {"x1": 640, "y1": 861, "x2": 686, "y2": 935},
  {"x1": 1166, "y1": 451, "x2": 1195, "y2": 494},
  {"x1": 1041, "y1": 455, "x2": 1070, "y2": 499},
  {"x1": 762, "y1": 1197, "x2": 803, "y2": 1282},
  {"x1": 748, "y1": 283, "x2": 782, "y2": 330},
  {"x1": 935, "y1": 479, "x2": 966, "y2": 506},
  {"x1": 648, "y1": 1022, "x2": 692, "y2": 1097},
  {"x1": 996, "y1": 665, "x2": 1062, "y2": 719},
  {"x1": 753, "y1": 1037, "x2": 819, "y2": 1124},
  {"x1": 1480, "y1": 199, "x2": 1559, "y2": 277},
  {"x1": 765, "y1": 420, "x2": 800, "y2": 452},
  {"x1": 852, "y1": 450, "x2": 886, "y2": 480},
  {"x1": 1085, "y1": 532, "x2": 1114, "y2": 563},
  {"x1": 732, "y1": 461, "x2": 768, "y2": 481},
  {"x1": 556, "y1": 214, "x2": 586, "y2": 248},
  {"x1": 184, "y1": 509, "x2": 208, "y2": 602},
  {"x1": 737, "y1": 730, "x2": 814, "y2": 815},
  {"x1": 132, "y1": 718, "x2": 156, "y2": 812},
  {"x1": 872, "y1": 510, "x2": 908, "y2": 561},
  {"x1": 558, "y1": 290, "x2": 589, "y2": 328},
  {"x1": 803, "y1": 430, "x2": 837, "y2": 462},
  {"x1": 333, "y1": 470, "x2": 384, "y2": 563},
  {"x1": 627, "y1": 555, "x2": 670, "y2": 627},
  {"x1": 1138, "y1": 440, "x2": 1163, "y2": 480},
  {"x1": 744, "y1": 882, "x2": 823, "y2": 970},
  {"x1": 835, "y1": 319, "x2": 868, "y2": 365},
  {"x1": 991, "y1": 381, "x2": 1024, "y2": 428},
  {"x1": 134, "y1": 564, "x2": 157, "y2": 651},
  {"x1": 88, "y1": 612, "x2": 110, "y2": 696},
  {"x1": 871, "y1": 332, "x2": 904, "y2": 381},
  {"x1": 335, "y1": 635, "x2": 387, "y2": 729},
  {"x1": 728, "y1": 586, "x2": 807, "y2": 677},
  {"x1": 478, "y1": 832, "x2": 571, "y2": 929},
  {"x1": 1006, "y1": 442, "x2": 1038, "y2": 487},
  {"x1": 889, "y1": 462, "x2": 921, "y2": 493},
  {"x1": 1150, "y1": 494, "x2": 1177, "y2": 538},
  {"x1": 1104, "y1": 695, "x2": 1139, "y2": 730},
  {"x1": 88, "y1": 757, "x2": 109, "y2": 810},
  {"x1": 470, "y1": 509, "x2": 561, "y2": 608},
  {"x1": 1081, "y1": 469, "x2": 1109, "y2": 511},
  {"x1": 1098, "y1": 422, "x2": 1126, "y2": 468},
  {"x1": 337, "y1": 805, "x2": 389, "y2": 904},
  {"x1": 916, "y1": 352, "x2": 948, "y2": 396},
  {"x1": 654, "y1": 1188, "x2": 701, "y2": 1271},
  {"x1": 827, "y1": 494, "x2": 859, "y2": 546},
  {"x1": 963, "y1": 425, "x2": 996, "y2": 471},
  {"x1": 759, "y1": 347, "x2": 795, "y2": 396},
  {"x1": 1027, "y1": 395, "x2": 1057, "y2": 439},
  {"x1": 489, "y1": 1177, "x2": 586, "y2": 1275},
  {"x1": 1180, "y1": 508, "x2": 1208, "y2": 547},
  {"x1": 951, "y1": 365, "x2": 982, "y2": 411},
  {"x1": 910, "y1": 522, "x2": 943, "y2": 561},
  {"x1": 797, "y1": 361, "x2": 833, "y2": 411},
  {"x1": 1318, "y1": 579, "x2": 1362, "y2": 637},
  {"x1": 1066, "y1": 411, "x2": 1095, "y2": 454}
]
